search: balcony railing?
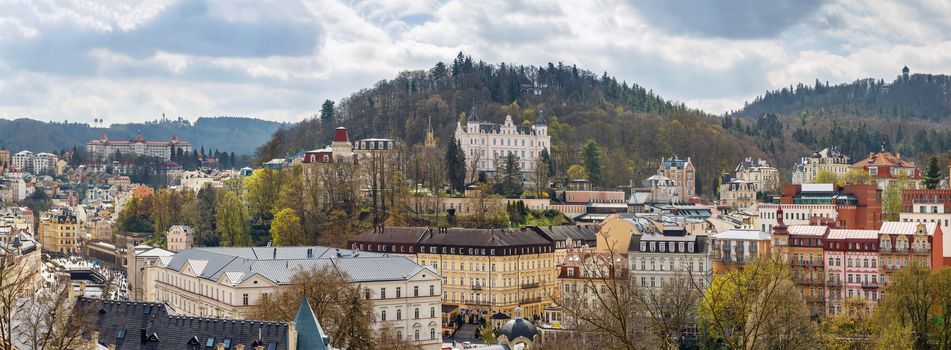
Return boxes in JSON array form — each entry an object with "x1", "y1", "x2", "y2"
[
  {"x1": 464, "y1": 299, "x2": 491, "y2": 306},
  {"x1": 911, "y1": 248, "x2": 930, "y2": 256},
  {"x1": 826, "y1": 279, "x2": 842, "y2": 287},
  {"x1": 883, "y1": 265, "x2": 899, "y2": 272},
  {"x1": 805, "y1": 296, "x2": 826, "y2": 304},
  {"x1": 520, "y1": 282, "x2": 540, "y2": 289},
  {"x1": 519, "y1": 296, "x2": 543, "y2": 304},
  {"x1": 791, "y1": 260, "x2": 824, "y2": 267},
  {"x1": 471, "y1": 284, "x2": 483, "y2": 291},
  {"x1": 861, "y1": 281, "x2": 879, "y2": 289},
  {"x1": 793, "y1": 277, "x2": 825, "y2": 286}
]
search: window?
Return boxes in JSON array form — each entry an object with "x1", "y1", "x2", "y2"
[
  {"x1": 397, "y1": 309, "x2": 402, "y2": 320},
  {"x1": 381, "y1": 288, "x2": 386, "y2": 299},
  {"x1": 414, "y1": 329, "x2": 420, "y2": 341},
  {"x1": 431, "y1": 307, "x2": 436, "y2": 318},
  {"x1": 242, "y1": 294, "x2": 249, "y2": 306},
  {"x1": 429, "y1": 285, "x2": 435, "y2": 296},
  {"x1": 431, "y1": 328, "x2": 436, "y2": 340},
  {"x1": 381, "y1": 310, "x2": 387, "y2": 321},
  {"x1": 415, "y1": 308, "x2": 420, "y2": 319},
  {"x1": 396, "y1": 287, "x2": 401, "y2": 298},
  {"x1": 414, "y1": 286, "x2": 419, "y2": 297}
]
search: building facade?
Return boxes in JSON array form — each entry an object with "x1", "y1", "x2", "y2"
[
  {"x1": 454, "y1": 108, "x2": 550, "y2": 181},
  {"x1": 39, "y1": 207, "x2": 81, "y2": 254},
  {"x1": 899, "y1": 189, "x2": 951, "y2": 265},
  {"x1": 733, "y1": 157, "x2": 780, "y2": 193},
  {"x1": 349, "y1": 226, "x2": 557, "y2": 321},
  {"x1": 792, "y1": 147, "x2": 852, "y2": 184},
  {"x1": 628, "y1": 225, "x2": 710, "y2": 289},
  {"x1": 86, "y1": 133, "x2": 192, "y2": 161},
  {"x1": 718, "y1": 176, "x2": 756, "y2": 209},
  {"x1": 851, "y1": 151, "x2": 921, "y2": 189},
  {"x1": 147, "y1": 246, "x2": 441, "y2": 350},
  {"x1": 710, "y1": 229, "x2": 771, "y2": 274},
  {"x1": 758, "y1": 183, "x2": 882, "y2": 233},
  {"x1": 656, "y1": 155, "x2": 696, "y2": 199},
  {"x1": 166, "y1": 225, "x2": 193, "y2": 252}
]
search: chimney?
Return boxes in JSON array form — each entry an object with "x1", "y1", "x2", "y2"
[
  {"x1": 272, "y1": 248, "x2": 277, "y2": 259},
  {"x1": 215, "y1": 343, "x2": 225, "y2": 350},
  {"x1": 235, "y1": 345, "x2": 245, "y2": 350},
  {"x1": 288, "y1": 321, "x2": 298, "y2": 350},
  {"x1": 255, "y1": 347, "x2": 265, "y2": 350},
  {"x1": 108, "y1": 345, "x2": 116, "y2": 350}
]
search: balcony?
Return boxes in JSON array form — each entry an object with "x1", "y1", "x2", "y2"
[
  {"x1": 465, "y1": 299, "x2": 491, "y2": 306},
  {"x1": 911, "y1": 249, "x2": 930, "y2": 256},
  {"x1": 805, "y1": 296, "x2": 826, "y2": 304},
  {"x1": 471, "y1": 284, "x2": 483, "y2": 291},
  {"x1": 521, "y1": 282, "x2": 540, "y2": 289},
  {"x1": 861, "y1": 281, "x2": 879, "y2": 289},
  {"x1": 791, "y1": 260, "x2": 824, "y2": 267},
  {"x1": 825, "y1": 279, "x2": 842, "y2": 287},
  {"x1": 519, "y1": 296, "x2": 543, "y2": 304},
  {"x1": 883, "y1": 265, "x2": 899, "y2": 272},
  {"x1": 793, "y1": 277, "x2": 825, "y2": 286}
]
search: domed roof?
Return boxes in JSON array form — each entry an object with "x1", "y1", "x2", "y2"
[{"x1": 500, "y1": 318, "x2": 537, "y2": 341}]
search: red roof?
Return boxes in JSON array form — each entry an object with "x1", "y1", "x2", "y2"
[
  {"x1": 852, "y1": 151, "x2": 915, "y2": 168},
  {"x1": 333, "y1": 127, "x2": 350, "y2": 142}
]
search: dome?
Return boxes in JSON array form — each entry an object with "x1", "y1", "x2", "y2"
[{"x1": 500, "y1": 318, "x2": 537, "y2": 341}]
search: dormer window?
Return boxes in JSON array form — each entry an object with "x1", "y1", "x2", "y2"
[
  {"x1": 640, "y1": 242, "x2": 646, "y2": 252},
  {"x1": 688, "y1": 242, "x2": 695, "y2": 252}
]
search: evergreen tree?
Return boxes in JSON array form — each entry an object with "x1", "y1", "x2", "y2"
[
  {"x1": 922, "y1": 156, "x2": 942, "y2": 189},
  {"x1": 320, "y1": 99, "x2": 335, "y2": 124},
  {"x1": 496, "y1": 153, "x2": 523, "y2": 197},
  {"x1": 445, "y1": 137, "x2": 466, "y2": 193},
  {"x1": 581, "y1": 140, "x2": 604, "y2": 186},
  {"x1": 230, "y1": 152, "x2": 237, "y2": 168},
  {"x1": 540, "y1": 147, "x2": 555, "y2": 177}
]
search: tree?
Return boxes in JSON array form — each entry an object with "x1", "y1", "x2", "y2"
[
  {"x1": 195, "y1": 185, "x2": 219, "y2": 246},
  {"x1": 818, "y1": 298, "x2": 875, "y2": 350},
  {"x1": 838, "y1": 169, "x2": 873, "y2": 185},
  {"x1": 445, "y1": 137, "x2": 466, "y2": 193},
  {"x1": 882, "y1": 175, "x2": 910, "y2": 221},
  {"x1": 244, "y1": 168, "x2": 283, "y2": 222},
  {"x1": 320, "y1": 99, "x2": 335, "y2": 124},
  {"x1": 581, "y1": 139, "x2": 604, "y2": 186},
  {"x1": 496, "y1": 153, "x2": 523, "y2": 197},
  {"x1": 814, "y1": 169, "x2": 839, "y2": 184},
  {"x1": 531, "y1": 157, "x2": 550, "y2": 199},
  {"x1": 215, "y1": 190, "x2": 251, "y2": 246},
  {"x1": 270, "y1": 208, "x2": 303, "y2": 246},
  {"x1": 540, "y1": 147, "x2": 555, "y2": 177},
  {"x1": 567, "y1": 164, "x2": 588, "y2": 181},
  {"x1": 922, "y1": 156, "x2": 942, "y2": 189},
  {"x1": 696, "y1": 257, "x2": 816, "y2": 350},
  {"x1": 873, "y1": 265, "x2": 951, "y2": 350},
  {"x1": 248, "y1": 266, "x2": 375, "y2": 349}
]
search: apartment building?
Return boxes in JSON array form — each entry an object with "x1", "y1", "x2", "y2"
[
  {"x1": 900, "y1": 189, "x2": 951, "y2": 265},
  {"x1": 791, "y1": 147, "x2": 852, "y2": 184},
  {"x1": 628, "y1": 225, "x2": 710, "y2": 289},
  {"x1": 39, "y1": 207, "x2": 81, "y2": 254},
  {"x1": 146, "y1": 246, "x2": 441, "y2": 350},
  {"x1": 349, "y1": 226, "x2": 556, "y2": 320}
]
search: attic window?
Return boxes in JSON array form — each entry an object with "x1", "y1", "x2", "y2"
[
  {"x1": 268, "y1": 342, "x2": 277, "y2": 350},
  {"x1": 223, "y1": 338, "x2": 232, "y2": 349},
  {"x1": 117, "y1": 329, "x2": 126, "y2": 339},
  {"x1": 206, "y1": 337, "x2": 215, "y2": 347},
  {"x1": 144, "y1": 306, "x2": 152, "y2": 314}
]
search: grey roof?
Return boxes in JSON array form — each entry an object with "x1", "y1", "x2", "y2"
[
  {"x1": 629, "y1": 234, "x2": 708, "y2": 253},
  {"x1": 162, "y1": 246, "x2": 428, "y2": 285},
  {"x1": 501, "y1": 318, "x2": 538, "y2": 341},
  {"x1": 529, "y1": 225, "x2": 597, "y2": 244},
  {"x1": 352, "y1": 227, "x2": 554, "y2": 248},
  {"x1": 77, "y1": 297, "x2": 289, "y2": 350}
]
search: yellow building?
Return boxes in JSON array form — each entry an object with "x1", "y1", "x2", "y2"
[
  {"x1": 710, "y1": 229, "x2": 772, "y2": 274},
  {"x1": 349, "y1": 226, "x2": 557, "y2": 321},
  {"x1": 39, "y1": 207, "x2": 81, "y2": 254}
]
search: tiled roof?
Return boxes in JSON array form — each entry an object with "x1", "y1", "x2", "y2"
[
  {"x1": 77, "y1": 297, "x2": 289, "y2": 350},
  {"x1": 827, "y1": 229, "x2": 878, "y2": 240},
  {"x1": 162, "y1": 246, "x2": 423, "y2": 285},
  {"x1": 529, "y1": 225, "x2": 598, "y2": 244},
  {"x1": 787, "y1": 225, "x2": 828, "y2": 236},
  {"x1": 352, "y1": 227, "x2": 553, "y2": 247},
  {"x1": 879, "y1": 222, "x2": 937, "y2": 236},
  {"x1": 852, "y1": 151, "x2": 916, "y2": 168}
]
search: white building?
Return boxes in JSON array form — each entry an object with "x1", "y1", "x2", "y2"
[
  {"x1": 454, "y1": 107, "x2": 550, "y2": 180},
  {"x1": 11, "y1": 151, "x2": 33, "y2": 173},
  {"x1": 792, "y1": 147, "x2": 851, "y2": 184},
  {"x1": 628, "y1": 225, "x2": 710, "y2": 289},
  {"x1": 86, "y1": 133, "x2": 192, "y2": 161},
  {"x1": 758, "y1": 203, "x2": 839, "y2": 233},
  {"x1": 146, "y1": 246, "x2": 442, "y2": 350}
]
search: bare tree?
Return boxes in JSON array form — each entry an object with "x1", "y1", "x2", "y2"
[
  {"x1": 0, "y1": 246, "x2": 43, "y2": 350},
  {"x1": 14, "y1": 280, "x2": 93, "y2": 350}
]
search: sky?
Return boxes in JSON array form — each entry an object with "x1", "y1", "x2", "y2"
[{"x1": 0, "y1": 0, "x2": 949, "y2": 124}]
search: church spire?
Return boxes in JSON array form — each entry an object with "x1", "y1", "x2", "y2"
[{"x1": 424, "y1": 115, "x2": 437, "y2": 148}]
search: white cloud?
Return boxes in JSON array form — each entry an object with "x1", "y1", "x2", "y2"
[{"x1": 0, "y1": 0, "x2": 950, "y2": 121}]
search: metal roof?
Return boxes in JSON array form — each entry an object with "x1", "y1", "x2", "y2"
[
  {"x1": 713, "y1": 230, "x2": 771, "y2": 241},
  {"x1": 827, "y1": 229, "x2": 878, "y2": 240},
  {"x1": 787, "y1": 225, "x2": 828, "y2": 236},
  {"x1": 879, "y1": 222, "x2": 937, "y2": 236}
]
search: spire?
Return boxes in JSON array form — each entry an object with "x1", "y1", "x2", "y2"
[
  {"x1": 468, "y1": 103, "x2": 479, "y2": 122},
  {"x1": 535, "y1": 109, "x2": 547, "y2": 125},
  {"x1": 294, "y1": 298, "x2": 331, "y2": 350},
  {"x1": 424, "y1": 115, "x2": 437, "y2": 148}
]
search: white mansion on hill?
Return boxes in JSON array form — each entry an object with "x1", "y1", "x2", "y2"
[
  {"x1": 86, "y1": 133, "x2": 192, "y2": 161},
  {"x1": 454, "y1": 107, "x2": 550, "y2": 180}
]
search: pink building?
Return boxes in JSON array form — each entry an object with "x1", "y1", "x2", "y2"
[
  {"x1": 166, "y1": 225, "x2": 193, "y2": 252},
  {"x1": 824, "y1": 229, "x2": 880, "y2": 314}
]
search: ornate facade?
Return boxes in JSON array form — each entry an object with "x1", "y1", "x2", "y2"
[{"x1": 454, "y1": 107, "x2": 550, "y2": 180}]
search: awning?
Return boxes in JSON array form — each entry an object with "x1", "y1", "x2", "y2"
[{"x1": 442, "y1": 304, "x2": 460, "y2": 313}]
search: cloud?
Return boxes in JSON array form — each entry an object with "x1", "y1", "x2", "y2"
[
  {"x1": 629, "y1": 0, "x2": 827, "y2": 39},
  {"x1": 0, "y1": 0, "x2": 950, "y2": 122}
]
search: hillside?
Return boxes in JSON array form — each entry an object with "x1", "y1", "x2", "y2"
[
  {"x1": 732, "y1": 71, "x2": 951, "y2": 122},
  {"x1": 0, "y1": 116, "x2": 286, "y2": 155},
  {"x1": 726, "y1": 70, "x2": 951, "y2": 167},
  {"x1": 257, "y1": 54, "x2": 770, "y2": 196}
]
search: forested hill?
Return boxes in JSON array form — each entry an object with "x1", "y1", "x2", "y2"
[
  {"x1": 731, "y1": 72, "x2": 951, "y2": 122},
  {"x1": 257, "y1": 54, "x2": 768, "y2": 195},
  {"x1": 0, "y1": 116, "x2": 286, "y2": 155}
]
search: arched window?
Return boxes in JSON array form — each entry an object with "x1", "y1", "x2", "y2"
[
  {"x1": 414, "y1": 329, "x2": 420, "y2": 341},
  {"x1": 430, "y1": 328, "x2": 436, "y2": 340}
]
